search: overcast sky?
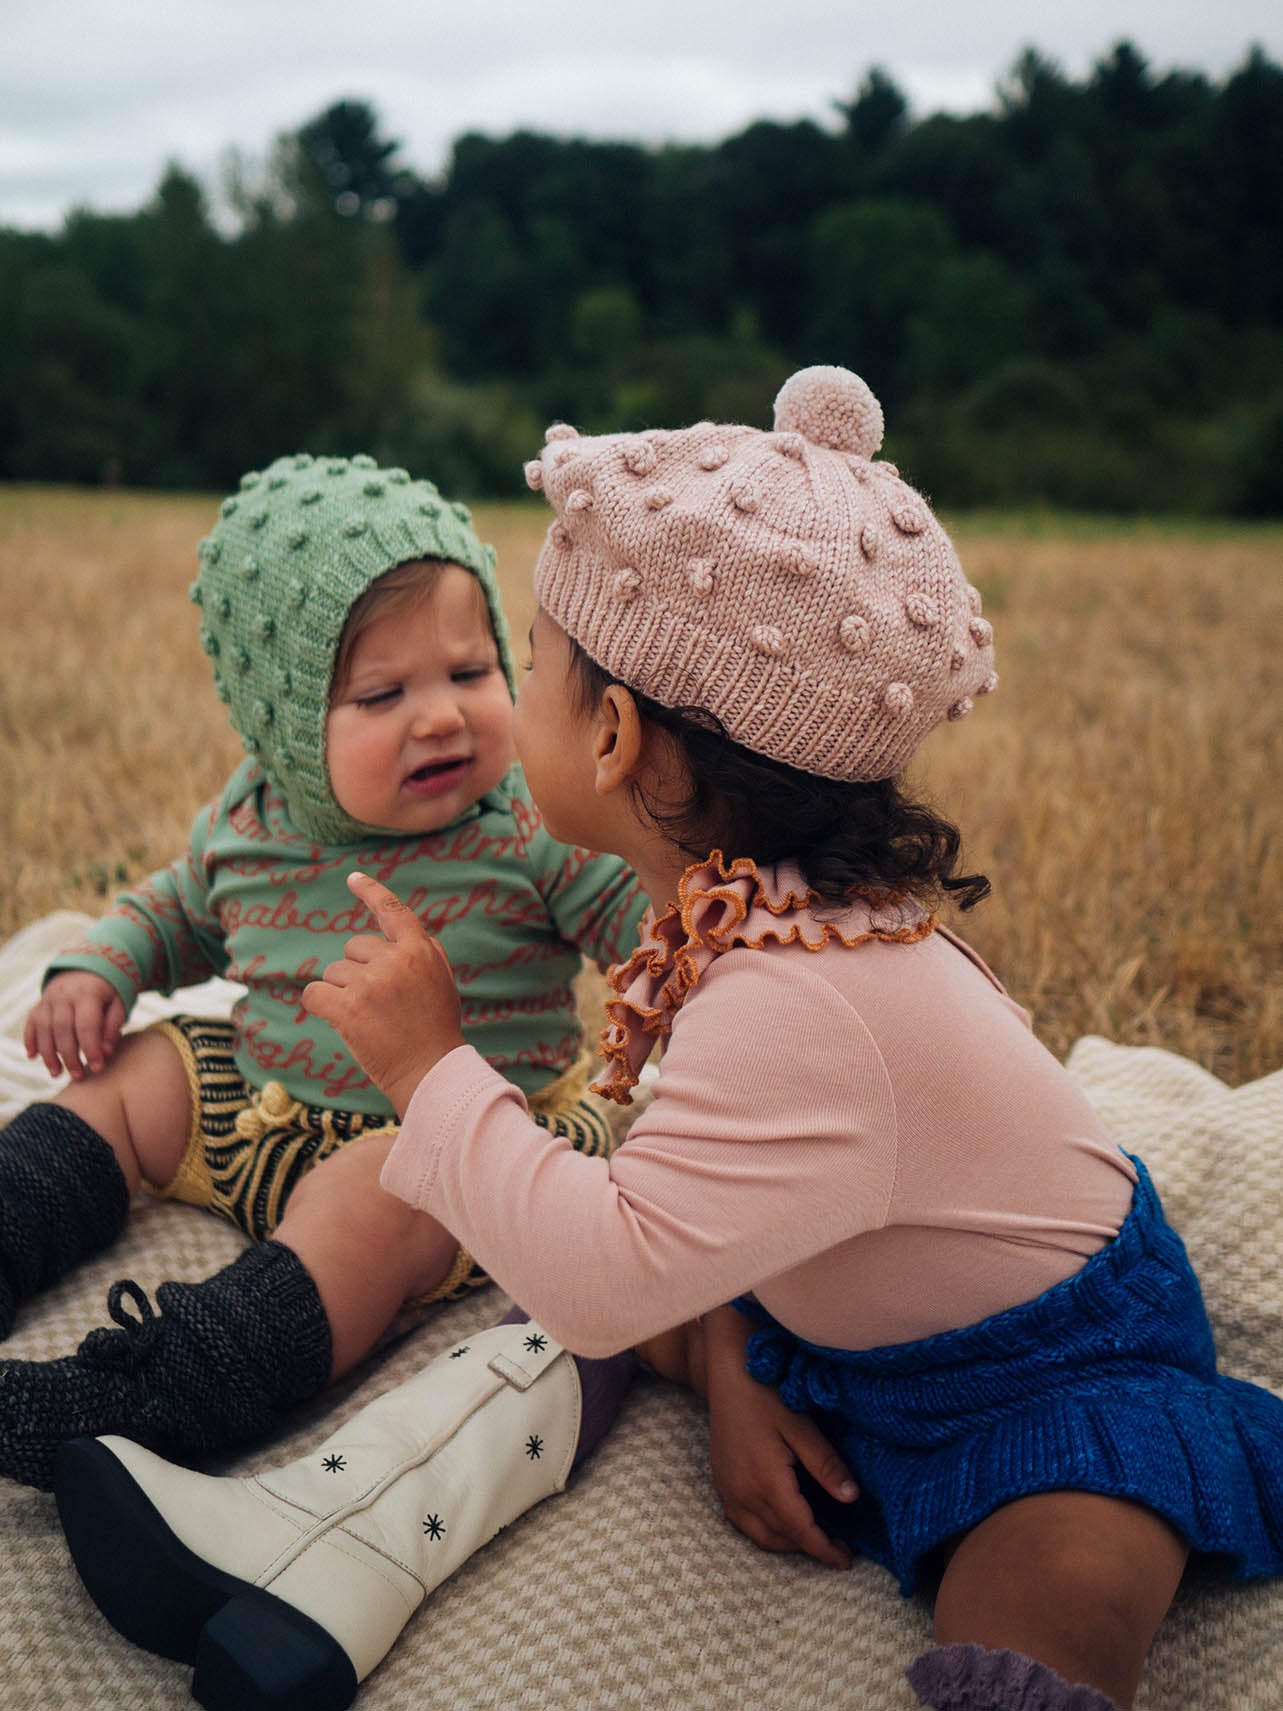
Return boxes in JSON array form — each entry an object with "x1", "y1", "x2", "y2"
[{"x1": 5, "y1": 0, "x2": 1280, "y2": 230}]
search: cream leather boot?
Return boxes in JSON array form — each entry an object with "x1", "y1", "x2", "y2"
[{"x1": 55, "y1": 1318, "x2": 581, "y2": 1711}]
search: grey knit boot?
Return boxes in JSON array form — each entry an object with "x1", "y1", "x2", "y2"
[
  {"x1": 0, "y1": 1241, "x2": 332, "y2": 1491},
  {"x1": 907, "y1": 1644, "x2": 1120, "y2": 1709},
  {"x1": 0, "y1": 1103, "x2": 132, "y2": 1337}
]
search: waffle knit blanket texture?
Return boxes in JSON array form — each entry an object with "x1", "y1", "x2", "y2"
[{"x1": 2, "y1": 911, "x2": 1283, "y2": 1710}]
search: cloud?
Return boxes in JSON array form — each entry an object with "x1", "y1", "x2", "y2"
[{"x1": 4, "y1": 0, "x2": 1279, "y2": 228}]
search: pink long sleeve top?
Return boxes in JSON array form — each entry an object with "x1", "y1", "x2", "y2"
[{"x1": 381, "y1": 855, "x2": 1137, "y2": 1358}]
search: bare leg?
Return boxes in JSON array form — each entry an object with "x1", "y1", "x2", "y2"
[
  {"x1": 931, "y1": 1491, "x2": 1189, "y2": 1709},
  {"x1": 54, "y1": 1028, "x2": 193, "y2": 1193},
  {"x1": 635, "y1": 1316, "x2": 710, "y2": 1395},
  {"x1": 0, "y1": 1032, "x2": 193, "y2": 1335},
  {"x1": 57, "y1": 1041, "x2": 453, "y2": 1372},
  {"x1": 638, "y1": 1303, "x2": 778, "y2": 1402},
  {"x1": 30, "y1": 1074, "x2": 455, "y2": 1382},
  {"x1": 270, "y1": 1135, "x2": 461, "y2": 1379},
  {"x1": 0, "y1": 1128, "x2": 452, "y2": 1486}
]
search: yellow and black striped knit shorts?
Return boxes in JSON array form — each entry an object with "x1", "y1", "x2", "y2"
[{"x1": 147, "y1": 1014, "x2": 618, "y2": 1306}]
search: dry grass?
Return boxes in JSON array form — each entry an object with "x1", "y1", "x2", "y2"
[{"x1": 2, "y1": 486, "x2": 1280, "y2": 1085}]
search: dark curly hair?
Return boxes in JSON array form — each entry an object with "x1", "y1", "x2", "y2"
[{"x1": 566, "y1": 639, "x2": 990, "y2": 914}]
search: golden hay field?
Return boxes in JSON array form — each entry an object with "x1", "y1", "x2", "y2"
[{"x1": 1, "y1": 485, "x2": 1280, "y2": 1085}]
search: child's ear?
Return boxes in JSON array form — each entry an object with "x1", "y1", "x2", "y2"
[{"x1": 592, "y1": 685, "x2": 646, "y2": 797}]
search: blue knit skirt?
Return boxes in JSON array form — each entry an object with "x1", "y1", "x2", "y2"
[{"x1": 740, "y1": 1157, "x2": 1283, "y2": 1595}]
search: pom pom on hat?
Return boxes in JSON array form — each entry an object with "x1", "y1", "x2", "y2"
[
  {"x1": 773, "y1": 365, "x2": 884, "y2": 458},
  {"x1": 526, "y1": 364, "x2": 995, "y2": 783}
]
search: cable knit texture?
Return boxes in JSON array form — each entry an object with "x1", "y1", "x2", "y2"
[
  {"x1": 907, "y1": 1644, "x2": 1119, "y2": 1709},
  {"x1": 738, "y1": 1158, "x2": 1283, "y2": 1594},
  {"x1": 526, "y1": 366, "x2": 997, "y2": 782},
  {"x1": 0, "y1": 1240, "x2": 332, "y2": 1489},
  {"x1": 0, "y1": 1104, "x2": 131, "y2": 1334},
  {"x1": 191, "y1": 452, "x2": 513, "y2": 843},
  {"x1": 591, "y1": 850, "x2": 933, "y2": 1104}
]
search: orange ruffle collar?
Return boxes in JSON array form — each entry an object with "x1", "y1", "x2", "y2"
[{"x1": 591, "y1": 851, "x2": 935, "y2": 1106}]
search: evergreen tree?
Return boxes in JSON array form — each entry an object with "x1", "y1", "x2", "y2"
[{"x1": 2, "y1": 44, "x2": 1281, "y2": 508}]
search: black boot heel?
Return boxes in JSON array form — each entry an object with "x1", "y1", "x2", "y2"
[
  {"x1": 194, "y1": 1595, "x2": 358, "y2": 1711},
  {"x1": 55, "y1": 1436, "x2": 233, "y2": 1663}
]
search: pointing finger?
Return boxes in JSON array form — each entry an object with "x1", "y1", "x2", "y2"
[{"x1": 345, "y1": 872, "x2": 423, "y2": 944}]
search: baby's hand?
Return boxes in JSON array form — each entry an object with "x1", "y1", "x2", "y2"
[
  {"x1": 24, "y1": 970, "x2": 126, "y2": 1081},
  {"x1": 302, "y1": 872, "x2": 465, "y2": 1117},
  {"x1": 705, "y1": 1309, "x2": 856, "y2": 1570}
]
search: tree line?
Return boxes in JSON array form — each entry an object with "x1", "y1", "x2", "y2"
[{"x1": 2, "y1": 41, "x2": 1281, "y2": 512}]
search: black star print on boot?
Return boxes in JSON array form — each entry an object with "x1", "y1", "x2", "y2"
[
  {"x1": 448, "y1": 1346, "x2": 470, "y2": 1359},
  {"x1": 523, "y1": 1333, "x2": 547, "y2": 1353},
  {"x1": 423, "y1": 1514, "x2": 445, "y2": 1540},
  {"x1": 525, "y1": 1435, "x2": 544, "y2": 1459},
  {"x1": 322, "y1": 1454, "x2": 346, "y2": 1472}
]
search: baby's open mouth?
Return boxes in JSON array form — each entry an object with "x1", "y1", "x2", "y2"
[{"x1": 404, "y1": 757, "x2": 470, "y2": 793}]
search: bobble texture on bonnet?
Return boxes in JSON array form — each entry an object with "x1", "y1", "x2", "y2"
[
  {"x1": 190, "y1": 453, "x2": 511, "y2": 844},
  {"x1": 525, "y1": 365, "x2": 996, "y2": 783}
]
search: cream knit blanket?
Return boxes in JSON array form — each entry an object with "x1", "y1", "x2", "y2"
[{"x1": 1, "y1": 914, "x2": 1280, "y2": 1709}]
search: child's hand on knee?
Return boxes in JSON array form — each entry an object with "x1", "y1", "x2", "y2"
[
  {"x1": 302, "y1": 872, "x2": 466, "y2": 1116},
  {"x1": 23, "y1": 971, "x2": 126, "y2": 1081}
]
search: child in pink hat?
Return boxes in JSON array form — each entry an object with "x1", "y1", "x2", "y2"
[{"x1": 57, "y1": 370, "x2": 1283, "y2": 1711}]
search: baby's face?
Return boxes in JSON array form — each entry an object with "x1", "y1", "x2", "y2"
[{"x1": 325, "y1": 564, "x2": 513, "y2": 836}]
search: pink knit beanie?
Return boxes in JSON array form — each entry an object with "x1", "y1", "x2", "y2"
[{"x1": 525, "y1": 366, "x2": 997, "y2": 783}]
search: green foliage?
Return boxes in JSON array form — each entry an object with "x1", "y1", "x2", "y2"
[
  {"x1": 808, "y1": 199, "x2": 955, "y2": 400},
  {"x1": 1233, "y1": 392, "x2": 1283, "y2": 515},
  {"x1": 1, "y1": 43, "x2": 1281, "y2": 508},
  {"x1": 838, "y1": 68, "x2": 910, "y2": 155},
  {"x1": 296, "y1": 100, "x2": 406, "y2": 220},
  {"x1": 380, "y1": 374, "x2": 542, "y2": 498}
]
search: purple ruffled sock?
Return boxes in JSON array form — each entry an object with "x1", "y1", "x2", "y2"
[
  {"x1": 500, "y1": 1305, "x2": 638, "y2": 1469},
  {"x1": 906, "y1": 1643, "x2": 1120, "y2": 1710}
]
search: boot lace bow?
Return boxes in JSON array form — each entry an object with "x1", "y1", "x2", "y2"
[{"x1": 78, "y1": 1279, "x2": 160, "y2": 1371}]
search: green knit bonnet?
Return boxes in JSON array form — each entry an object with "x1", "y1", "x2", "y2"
[{"x1": 190, "y1": 453, "x2": 514, "y2": 844}]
